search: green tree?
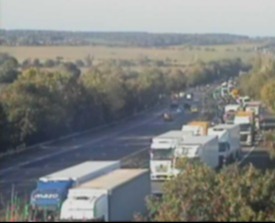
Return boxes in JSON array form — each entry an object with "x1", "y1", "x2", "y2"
[
  {"x1": 59, "y1": 62, "x2": 81, "y2": 78},
  {"x1": 44, "y1": 59, "x2": 55, "y2": 68},
  {"x1": 0, "y1": 69, "x2": 79, "y2": 144},
  {"x1": 261, "y1": 81, "x2": 275, "y2": 111},
  {"x1": 75, "y1": 59, "x2": 85, "y2": 67},
  {"x1": 32, "y1": 58, "x2": 41, "y2": 67},
  {"x1": 145, "y1": 160, "x2": 275, "y2": 222}
]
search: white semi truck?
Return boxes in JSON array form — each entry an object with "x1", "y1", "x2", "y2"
[
  {"x1": 30, "y1": 161, "x2": 120, "y2": 221},
  {"x1": 182, "y1": 125, "x2": 203, "y2": 136},
  {"x1": 174, "y1": 135, "x2": 219, "y2": 172},
  {"x1": 150, "y1": 131, "x2": 220, "y2": 180},
  {"x1": 182, "y1": 121, "x2": 210, "y2": 136},
  {"x1": 234, "y1": 111, "x2": 254, "y2": 146},
  {"x1": 245, "y1": 101, "x2": 261, "y2": 130},
  {"x1": 208, "y1": 124, "x2": 241, "y2": 166},
  {"x1": 150, "y1": 130, "x2": 194, "y2": 180},
  {"x1": 150, "y1": 131, "x2": 185, "y2": 180},
  {"x1": 60, "y1": 169, "x2": 150, "y2": 222},
  {"x1": 223, "y1": 104, "x2": 241, "y2": 124}
]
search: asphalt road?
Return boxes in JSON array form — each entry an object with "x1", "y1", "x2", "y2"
[
  {"x1": 2, "y1": 82, "x2": 271, "y2": 207},
  {"x1": 0, "y1": 89, "x2": 206, "y2": 205}
]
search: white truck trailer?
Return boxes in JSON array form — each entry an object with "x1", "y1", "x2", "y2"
[
  {"x1": 234, "y1": 111, "x2": 254, "y2": 146},
  {"x1": 245, "y1": 101, "x2": 262, "y2": 130},
  {"x1": 182, "y1": 125, "x2": 204, "y2": 136},
  {"x1": 173, "y1": 135, "x2": 219, "y2": 172},
  {"x1": 60, "y1": 169, "x2": 150, "y2": 222},
  {"x1": 30, "y1": 161, "x2": 120, "y2": 220},
  {"x1": 150, "y1": 131, "x2": 184, "y2": 180},
  {"x1": 208, "y1": 124, "x2": 241, "y2": 166},
  {"x1": 38, "y1": 161, "x2": 120, "y2": 186}
]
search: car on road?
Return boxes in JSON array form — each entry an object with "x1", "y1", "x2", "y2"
[
  {"x1": 183, "y1": 103, "x2": 191, "y2": 111},
  {"x1": 163, "y1": 112, "x2": 173, "y2": 121},
  {"x1": 191, "y1": 105, "x2": 199, "y2": 113}
]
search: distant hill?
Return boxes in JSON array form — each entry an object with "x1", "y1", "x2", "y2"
[{"x1": 0, "y1": 30, "x2": 255, "y2": 47}]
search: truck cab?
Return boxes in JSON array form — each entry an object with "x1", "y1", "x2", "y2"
[
  {"x1": 30, "y1": 180, "x2": 73, "y2": 220},
  {"x1": 150, "y1": 140, "x2": 176, "y2": 180},
  {"x1": 208, "y1": 124, "x2": 241, "y2": 166},
  {"x1": 223, "y1": 104, "x2": 241, "y2": 124},
  {"x1": 150, "y1": 132, "x2": 184, "y2": 180}
]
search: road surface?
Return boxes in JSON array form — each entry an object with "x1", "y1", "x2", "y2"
[{"x1": 0, "y1": 88, "x2": 207, "y2": 206}]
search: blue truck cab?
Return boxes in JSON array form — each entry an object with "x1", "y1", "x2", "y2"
[{"x1": 30, "y1": 180, "x2": 74, "y2": 210}]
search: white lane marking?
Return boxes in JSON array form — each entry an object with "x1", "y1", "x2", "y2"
[
  {"x1": 0, "y1": 109, "x2": 165, "y2": 176},
  {"x1": 239, "y1": 147, "x2": 255, "y2": 164}
]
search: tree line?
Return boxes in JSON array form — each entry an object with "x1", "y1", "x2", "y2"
[
  {"x1": 0, "y1": 54, "x2": 248, "y2": 153},
  {"x1": 0, "y1": 30, "x2": 252, "y2": 47},
  {"x1": 136, "y1": 160, "x2": 275, "y2": 222}
]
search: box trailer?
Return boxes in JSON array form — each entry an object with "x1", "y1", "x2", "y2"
[
  {"x1": 185, "y1": 121, "x2": 210, "y2": 136},
  {"x1": 234, "y1": 111, "x2": 255, "y2": 146},
  {"x1": 208, "y1": 124, "x2": 241, "y2": 166},
  {"x1": 60, "y1": 169, "x2": 150, "y2": 222},
  {"x1": 173, "y1": 135, "x2": 219, "y2": 172},
  {"x1": 245, "y1": 101, "x2": 262, "y2": 130},
  {"x1": 29, "y1": 161, "x2": 120, "y2": 220}
]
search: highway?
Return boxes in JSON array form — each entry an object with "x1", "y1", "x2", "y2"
[
  {"x1": 0, "y1": 83, "x2": 273, "y2": 209},
  {"x1": 0, "y1": 89, "x2": 205, "y2": 205}
]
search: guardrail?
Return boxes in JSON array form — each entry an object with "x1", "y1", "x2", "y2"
[
  {"x1": 121, "y1": 148, "x2": 149, "y2": 169},
  {"x1": 0, "y1": 99, "x2": 166, "y2": 160}
]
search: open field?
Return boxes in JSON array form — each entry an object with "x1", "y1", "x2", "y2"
[{"x1": 0, "y1": 43, "x2": 260, "y2": 64}]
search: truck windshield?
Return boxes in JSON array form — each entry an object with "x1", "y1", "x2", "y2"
[
  {"x1": 240, "y1": 124, "x2": 251, "y2": 131},
  {"x1": 151, "y1": 149, "x2": 173, "y2": 160}
]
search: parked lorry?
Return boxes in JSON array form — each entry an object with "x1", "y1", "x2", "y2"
[
  {"x1": 244, "y1": 101, "x2": 262, "y2": 130},
  {"x1": 60, "y1": 169, "x2": 150, "y2": 222},
  {"x1": 150, "y1": 132, "x2": 219, "y2": 180},
  {"x1": 260, "y1": 115, "x2": 275, "y2": 131},
  {"x1": 223, "y1": 104, "x2": 241, "y2": 124},
  {"x1": 163, "y1": 112, "x2": 173, "y2": 121},
  {"x1": 173, "y1": 135, "x2": 219, "y2": 173},
  {"x1": 237, "y1": 96, "x2": 250, "y2": 106},
  {"x1": 29, "y1": 161, "x2": 120, "y2": 220},
  {"x1": 150, "y1": 131, "x2": 184, "y2": 180},
  {"x1": 208, "y1": 124, "x2": 241, "y2": 166},
  {"x1": 234, "y1": 111, "x2": 255, "y2": 146}
]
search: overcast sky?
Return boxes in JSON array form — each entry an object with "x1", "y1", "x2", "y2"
[{"x1": 1, "y1": 0, "x2": 275, "y2": 36}]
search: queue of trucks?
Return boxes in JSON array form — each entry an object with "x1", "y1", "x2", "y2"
[
  {"x1": 150, "y1": 80, "x2": 265, "y2": 182},
  {"x1": 150, "y1": 121, "x2": 241, "y2": 181},
  {"x1": 29, "y1": 161, "x2": 151, "y2": 221},
  {"x1": 222, "y1": 100, "x2": 262, "y2": 147},
  {"x1": 27, "y1": 81, "x2": 268, "y2": 221}
]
